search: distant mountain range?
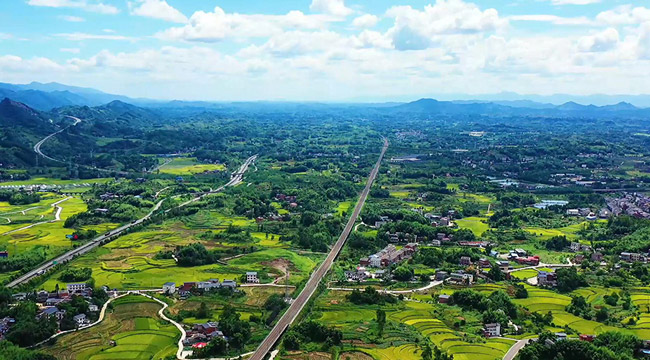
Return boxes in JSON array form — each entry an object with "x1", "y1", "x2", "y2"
[{"x1": 1, "y1": 81, "x2": 650, "y2": 118}]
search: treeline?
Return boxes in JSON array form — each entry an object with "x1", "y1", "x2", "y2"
[
  {"x1": 156, "y1": 243, "x2": 220, "y2": 267},
  {"x1": 517, "y1": 331, "x2": 641, "y2": 360},
  {"x1": 0, "y1": 190, "x2": 40, "y2": 205}
]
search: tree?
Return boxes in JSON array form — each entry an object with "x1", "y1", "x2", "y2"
[
  {"x1": 421, "y1": 343, "x2": 432, "y2": 360},
  {"x1": 488, "y1": 264, "x2": 505, "y2": 281},
  {"x1": 556, "y1": 267, "x2": 587, "y2": 293},
  {"x1": 376, "y1": 309, "x2": 386, "y2": 335},
  {"x1": 196, "y1": 302, "x2": 210, "y2": 319},
  {"x1": 393, "y1": 266, "x2": 414, "y2": 281}
]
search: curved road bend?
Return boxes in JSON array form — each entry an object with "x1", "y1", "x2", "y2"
[
  {"x1": 249, "y1": 138, "x2": 389, "y2": 360},
  {"x1": 7, "y1": 155, "x2": 258, "y2": 288},
  {"x1": 34, "y1": 116, "x2": 81, "y2": 163}
]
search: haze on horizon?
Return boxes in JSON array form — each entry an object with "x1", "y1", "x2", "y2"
[{"x1": 1, "y1": 0, "x2": 650, "y2": 102}]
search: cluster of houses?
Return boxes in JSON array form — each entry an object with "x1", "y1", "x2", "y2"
[
  {"x1": 507, "y1": 249, "x2": 541, "y2": 266},
  {"x1": 0, "y1": 251, "x2": 7, "y2": 258},
  {"x1": 620, "y1": 252, "x2": 648, "y2": 263},
  {"x1": 7, "y1": 283, "x2": 99, "y2": 336},
  {"x1": 163, "y1": 279, "x2": 238, "y2": 298},
  {"x1": 275, "y1": 193, "x2": 298, "y2": 209},
  {"x1": 360, "y1": 244, "x2": 418, "y2": 268},
  {"x1": 385, "y1": 232, "x2": 419, "y2": 243},
  {"x1": 565, "y1": 208, "x2": 600, "y2": 221},
  {"x1": 344, "y1": 268, "x2": 386, "y2": 282},
  {"x1": 184, "y1": 321, "x2": 225, "y2": 347},
  {"x1": 606, "y1": 193, "x2": 650, "y2": 219}
]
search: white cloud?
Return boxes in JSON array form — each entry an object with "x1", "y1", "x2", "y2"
[
  {"x1": 596, "y1": 5, "x2": 650, "y2": 26},
  {"x1": 547, "y1": 0, "x2": 600, "y2": 5},
  {"x1": 509, "y1": 14, "x2": 593, "y2": 26},
  {"x1": 310, "y1": 0, "x2": 352, "y2": 18},
  {"x1": 578, "y1": 28, "x2": 619, "y2": 52},
  {"x1": 0, "y1": 33, "x2": 12, "y2": 40},
  {"x1": 60, "y1": 47, "x2": 81, "y2": 54},
  {"x1": 385, "y1": 0, "x2": 506, "y2": 50},
  {"x1": 55, "y1": 32, "x2": 135, "y2": 41},
  {"x1": 60, "y1": 15, "x2": 85, "y2": 22},
  {"x1": 27, "y1": 0, "x2": 119, "y2": 14},
  {"x1": 128, "y1": 0, "x2": 187, "y2": 23},
  {"x1": 352, "y1": 14, "x2": 379, "y2": 28},
  {"x1": 157, "y1": 6, "x2": 334, "y2": 42}
]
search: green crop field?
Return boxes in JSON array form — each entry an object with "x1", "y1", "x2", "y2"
[
  {"x1": 42, "y1": 295, "x2": 179, "y2": 360},
  {"x1": 157, "y1": 157, "x2": 225, "y2": 175},
  {"x1": 455, "y1": 217, "x2": 490, "y2": 236}
]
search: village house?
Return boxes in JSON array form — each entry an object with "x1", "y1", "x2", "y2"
[
  {"x1": 222, "y1": 279, "x2": 237, "y2": 289},
  {"x1": 67, "y1": 283, "x2": 87, "y2": 294},
  {"x1": 435, "y1": 271, "x2": 449, "y2": 281},
  {"x1": 361, "y1": 244, "x2": 418, "y2": 268},
  {"x1": 0, "y1": 317, "x2": 15, "y2": 339},
  {"x1": 0, "y1": 251, "x2": 8, "y2": 258},
  {"x1": 198, "y1": 279, "x2": 221, "y2": 291},
  {"x1": 178, "y1": 282, "x2": 195, "y2": 297},
  {"x1": 496, "y1": 261, "x2": 510, "y2": 271},
  {"x1": 345, "y1": 270, "x2": 368, "y2": 282},
  {"x1": 163, "y1": 282, "x2": 176, "y2": 294},
  {"x1": 459, "y1": 256, "x2": 472, "y2": 266},
  {"x1": 573, "y1": 254, "x2": 586, "y2": 264},
  {"x1": 73, "y1": 314, "x2": 88, "y2": 326},
  {"x1": 483, "y1": 323, "x2": 501, "y2": 337},
  {"x1": 438, "y1": 295, "x2": 451, "y2": 304},
  {"x1": 447, "y1": 271, "x2": 474, "y2": 285},
  {"x1": 591, "y1": 252, "x2": 604, "y2": 262},
  {"x1": 246, "y1": 272, "x2": 260, "y2": 283},
  {"x1": 88, "y1": 304, "x2": 99, "y2": 312},
  {"x1": 517, "y1": 256, "x2": 540, "y2": 266},
  {"x1": 621, "y1": 252, "x2": 647, "y2": 263},
  {"x1": 478, "y1": 258, "x2": 491, "y2": 268},
  {"x1": 538, "y1": 271, "x2": 558, "y2": 287}
]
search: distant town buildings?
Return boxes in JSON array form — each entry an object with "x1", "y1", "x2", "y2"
[{"x1": 360, "y1": 244, "x2": 418, "y2": 268}]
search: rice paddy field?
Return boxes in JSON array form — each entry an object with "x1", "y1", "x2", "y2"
[
  {"x1": 0, "y1": 177, "x2": 110, "y2": 187},
  {"x1": 42, "y1": 295, "x2": 179, "y2": 360},
  {"x1": 38, "y1": 210, "x2": 322, "y2": 290},
  {"x1": 313, "y1": 289, "x2": 515, "y2": 360},
  {"x1": 0, "y1": 194, "x2": 118, "y2": 265},
  {"x1": 157, "y1": 157, "x2": 226, "y2": 175}
]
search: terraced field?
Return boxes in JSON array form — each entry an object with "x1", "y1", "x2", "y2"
[
  {"x1": 42, "y1": 295, "x2": 179, "y2": 360},
  {"x1": 389, "y1": 302, "x2": 515, "y2": 360}
]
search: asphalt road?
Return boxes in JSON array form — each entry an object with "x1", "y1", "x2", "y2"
[
  {"x1": 33, "y1": 116, "x2": 81, "y2": 163},
  {"x1": 248, "y1": 138, "x2": 389, "y2": 360},
  {"x1": 7, "y1": 155, "x2": 258, "y2": 288}
]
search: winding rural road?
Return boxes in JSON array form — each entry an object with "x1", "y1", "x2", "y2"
[
  {"x1": 7, "y1": 156, "x2": 257, "y2": 288},
  {"x1": 33, "y1": 116, "x2": 81, "y2": 163},
  {"x1": 248, "y1": 138, "x2": 388, "y2": 360},
  {"x1": 1, "y1": 196, "x2": 72, "y2": 236}
]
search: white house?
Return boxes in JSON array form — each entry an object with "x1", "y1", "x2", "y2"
[
  {"x1": 162, "y1": 282, "x2": 176, "y2": 294},
  {"x1": 246, "y1": 272, "x2": 259, "y2": 283},
  {"x1": 222, "y1": 280, "x2": 237, "y2": 288},
  {"x1": 88, "y1": 304, "x2": 99, "y2": 312},
  {"x1": 73, "y1": 314, "x2": 88, "y2": 325},
  {"x1": 67, "y1": 283, "x2": 87, "y2": 293},
  {"x1": 198, "y1": 280, "x2": 221, "y2": 291},
  {"x1": 483, "y1": 323, "x2": 501, "y2": 337}
]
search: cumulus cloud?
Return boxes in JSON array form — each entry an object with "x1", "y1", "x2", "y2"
[
  {"x1": 578, "y1": 28, "x2": 620, "y2": 52},
  {"x1": 596, "y1": 5, "x2": 650, "y2": 26},
  {"x1": 128, "y1": 0, "x2": 187, "y2": 23},
  {"x1": 352, "y1": 14, "x2": 379, "y2": 28},
  {"x1": 157, "y1": 6, "x2": 334, "y2": 42},
  {"x1": 385, "y1": 0, "x2": 506, "y2": 50},
  {"x1": 27, "y1": 0, "x2": 119, "y2": 14},
  {"x1": 509, "y1": 14, "x2": 593, "y2": 26},
  {"x1": 310, "y1": 0, "x2": 352, "y2": 17}
]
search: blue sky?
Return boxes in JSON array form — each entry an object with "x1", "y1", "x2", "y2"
[{"x1": 0, "y1": 0, "x2": 648, "y2": 101}]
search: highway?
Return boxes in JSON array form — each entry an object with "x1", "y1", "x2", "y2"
[
  {"x1": 7, "y1": 155, "x2": 258, "y2": 288},
  {"x1": 33, "y1": 116, "x2": 81, "y2": 163},
  {"x1": 248, "y1": 138, "x2": 389, "y2": 360}
]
